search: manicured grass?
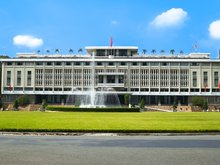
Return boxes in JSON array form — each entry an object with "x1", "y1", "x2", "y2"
[{"x1": 0, "y1": 111, "x2": 220, "y2": 133}]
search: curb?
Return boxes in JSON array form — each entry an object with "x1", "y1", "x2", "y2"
[{"x1": 1, "y1": 132, "x2": 220, "y2": 137}]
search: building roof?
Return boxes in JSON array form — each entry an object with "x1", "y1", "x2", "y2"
[{"x1": 85, "y1": 46, "x2": 138, "y2": 50}]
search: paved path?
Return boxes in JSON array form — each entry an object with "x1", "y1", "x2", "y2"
[{"x1": 0, "y1": 135, "x2": 220, "y2": 165}]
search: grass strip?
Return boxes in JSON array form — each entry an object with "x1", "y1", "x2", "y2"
[{"x1": 0, "y1": 112, "x2": 220, "y2": 133}]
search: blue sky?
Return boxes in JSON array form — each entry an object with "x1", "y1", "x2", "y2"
[{"x1": 1, "y1": 0, "x2": 220, "y2": 57}]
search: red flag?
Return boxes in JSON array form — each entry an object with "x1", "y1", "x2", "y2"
[
  {"x1": 110, "y1": 36, "x2": 113, "y2": 47},
  {"x1": 218, "y1": 82, "x2": 220, "y2": 92},
  {"x1": 204, "y1": 83, "x2": 207, "y2": 92}
]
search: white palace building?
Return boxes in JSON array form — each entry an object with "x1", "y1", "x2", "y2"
[{"x1": 1, "y1": 45, "x2": 220, "y2": 105}]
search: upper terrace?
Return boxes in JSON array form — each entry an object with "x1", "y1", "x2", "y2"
[{"x1": 14, "y1": 46, "x2": 210, "y2": 59}]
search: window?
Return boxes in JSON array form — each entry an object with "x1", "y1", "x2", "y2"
[
  {"x1": 201, "y1": 63, "x2": 210, "y2": 66},
  {"x1": 192, "y1": 71, "x2": 197, "y2": 87},
  {"x1": 96, "y1": 50, "x2": 105, "y2": 56},
  {"x1": 161, "y1": 62, "x2": 168, "y2": 66},
  {"x1": 180, "y1": 63, "x2": 188, "y2": 66},
  {"x1": 65, "y1": 62, "x2": 71, "y2": 66},
  {"x1": 170, "y1": 62, "x2": 179, "y2": 66},
  {"x1": 55, "y1": 62, "x2": 62, "y2": 66},
  {"x1": 17, "y1": 71, "x2": 21, "y2": 86},
  {"x1": 150, "y1": 62, "x2": 159, "y2": 66},
  {"x1": 46, "y1": 62, "x2": 52, "y2": 66},
  {"x1": 6, "y1": 71, "x2": 11, "y2": 86},
  {"x1": 142, "y1": 62, "x2": 148, "y2": 66},
  {"x1": 203, "y1": 71, "x2": 208, "y2": 86},
  {"x1": 132, "y1": 62, "x2": 137, "y2": 66},
  {"x1": 27, "y1": 71, "x2": 32, "y2": 86},
  {"x1": 25, "y1": 62, "x2": 34, "y2": 66},
  {"x1": 97, "y1": 62, "x2": 103, "y2": 66},
  {"x1": 214, "y1": 72, "x2": 219, "y2": 87},
  {"x1": 75, "y1": 62, "x2": 81, "y2": 66},
  {"x1": 108, "y1": 62, "x2": 114, "y2": 66},
  {"x1": 16, "y1": 62, "x2": 23, "y2": 66},
  {"x1": 119, "y1": 50, "x2": 127, "y2": 56},
  {"x1": 6, "y1": 62, "x2": 13, "y2": 65},
  {"x1": 85, "y1": 62, "x2": 90, "y2": 66},
  {"x1": 107, "y1": 75, "x2": 115, "y2": 83},
  {"x1": 120, "y1": 62, "x2": 126, "y2": 66},
  {"x1": 191, "y1": 62, "x2": 199, "y2": 66},
  {"x1": 36, "y1": 62, "x2": 43, "y2": 65},
  {"x1": 107, "y1": 49, "x2": 116, "y2": 56},
  {"x1": 98, "y1": 75, "x2": 103, "y2": 83},
  {"x1": 119, "y1": 75, "x2": 124, "y2": 83}
]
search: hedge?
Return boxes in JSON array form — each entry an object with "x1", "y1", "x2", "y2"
[{"x1": 46, "y1": 106, "x2": 140, "y2": 112}]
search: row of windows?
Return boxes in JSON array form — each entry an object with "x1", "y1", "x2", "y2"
[
  {"x1": 4, "y1": 87, "x2": 220, "y2": 93},
  {"x1": 6, "y1": 71, "x2": 32, "y2": 86},
  {"x1": 6, "y1": 70, "x2": 220, "y2": 88},
  {"x1": 6, "y1": 62, "x2": 220, "y2": 66},
  {"x1": 192, "y1": 71, "x2": 219, "y2": 87}
]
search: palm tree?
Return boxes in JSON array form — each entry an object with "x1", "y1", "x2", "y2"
[
  {"x1": 78, "y1": 48, "x2": 83, "y2": 54},
  {"x1": 160, "y1": 50, "x2": 165, "y2": 54},
  {"x1": 69, "y1": 49, "x2": 74, "y2": 54},
  {"x1": 142, "y1": 49, "x2": 147, "y2": 54},
  {"x1": 179, "y1": 50, "x2": 184, "y2": 54},
  {"x1": 170, "y1": 49, "x2": 175, "y2": 55},
  {"x1": 46, "y1": 49, "x2": 50, "y2": 54},
  {"x1": 151, "y1": 49, "x2": 156, "y2": 54},
  {"x1": 37, "y1": 50, "x2": 40, "y2": 54},
  {"x1": 55, "y1": 49, "x2": 60, "y2": 54}
]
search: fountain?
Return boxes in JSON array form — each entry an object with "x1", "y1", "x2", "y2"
[{"x1": 65, "y1": 52, "x2": 121, "y2": 108}]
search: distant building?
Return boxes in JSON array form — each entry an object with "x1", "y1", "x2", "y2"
[{"x1": 1, "y1": 46, "x2": 220, "y2": 105}]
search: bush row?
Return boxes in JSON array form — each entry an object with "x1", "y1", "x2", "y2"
[{"x1": 46, "y1": 106, "x2": 140, "y2": 112}]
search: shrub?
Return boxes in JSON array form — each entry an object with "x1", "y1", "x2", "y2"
[
  {"x1": 41, "y1": 99, "x2": 48, "y2": 111},
  {"x1": 17, "y1": 95, "x2": 30, "y2": 106},
  {"x1": 13, "y1": 100, "x2": 19, "y2": 111},
  {"x1": 203, "y1": 101, "x2": 208, "y2": 112},
  {"x1": 191, "y1": 96, "x2": 209, "y2": 112},
  {"x1": 46, "y1": 106, "x2": 140, "y2": 112},
  {"x1": 0, "y1": 98, "x2": 3, "y2": 109},
  {"x1": 124, "y1": 94, "x2": 129, "y2": 106},
  {"x1": 139, "y1": 98, "x2": 145, "y2": 109}
]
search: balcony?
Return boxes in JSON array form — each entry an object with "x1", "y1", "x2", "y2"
[{"x1": 97, "y1": 83, "x2": 124, "y2": 87}]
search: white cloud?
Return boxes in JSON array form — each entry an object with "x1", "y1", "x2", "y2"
[
  {"x1": 209, "y1": 20, "x2": 220, "y2": 39},
  {"x1": 13, "y1": 35, "x2": 43, "y2": 48},
  {"x1": 150, "y1": 8, "x2": 187, "y2": 28}
]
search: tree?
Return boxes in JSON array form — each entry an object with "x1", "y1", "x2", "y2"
[
  {"x1": 37, "y1": 50, "x2": 40, "y2": 54},
  {"x1": 160, "y1": 50, "x2": 165, "y2": 54},
  {"x1": 17, "y1": 95, "x2": 30, "y2": 106},
  {"x1": 41, "y1": 99, "x2": 48, "y2": 111},
  {"x1": 78, "y1": 48, "x2": 83, "y2": 54},
  {"x1": 124, "y1": 94, "x2": 129, "y2": 106},
  {"x1": 69, "y1": 49, "x2": 74, "y2": 54},
  {"x1": 192, "y1": 96, "x2": 205, "y2": 109},
  {"x1": 0, "y1": 55, "x2": 10, "y2": 59},
  {"x1": 170, "y1": 49, "x2": 175, "y2": 55},
  {"x1": 151, "y1": 49, "x2": 156, "y2": 54},
  {"x1": 0, "y1": 98, "x2": 3, "y2": 110},
  {"x1": 179, "y1": 50, "x2": 184, "y2": 54},
  {"x1": 13, "y1": 99, "x2": 19, "y2": 111},
  {"x1": 139, "y1": 98, "x2": 145, "y2": 109},
  {"x1": 142, "y1": 49, "x2": 147, "y2": 54},
  {"x1": 55, "y1": 49, "x2": 60, "y2": 54},
  {"x1": 46, "y1": 49, "x2": 50, "y2": 54},
  {"x1": 202, "y1": 100, "x2": 208, "y2": 112}
]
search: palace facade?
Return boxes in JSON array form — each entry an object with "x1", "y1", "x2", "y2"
[{"x1": 1, "y1": 46, "x2": 220, "y2": 105}]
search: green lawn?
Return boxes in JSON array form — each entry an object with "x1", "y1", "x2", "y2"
[{"x1": 0, "y1": 111, "x2": 220, "y2": 132}]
